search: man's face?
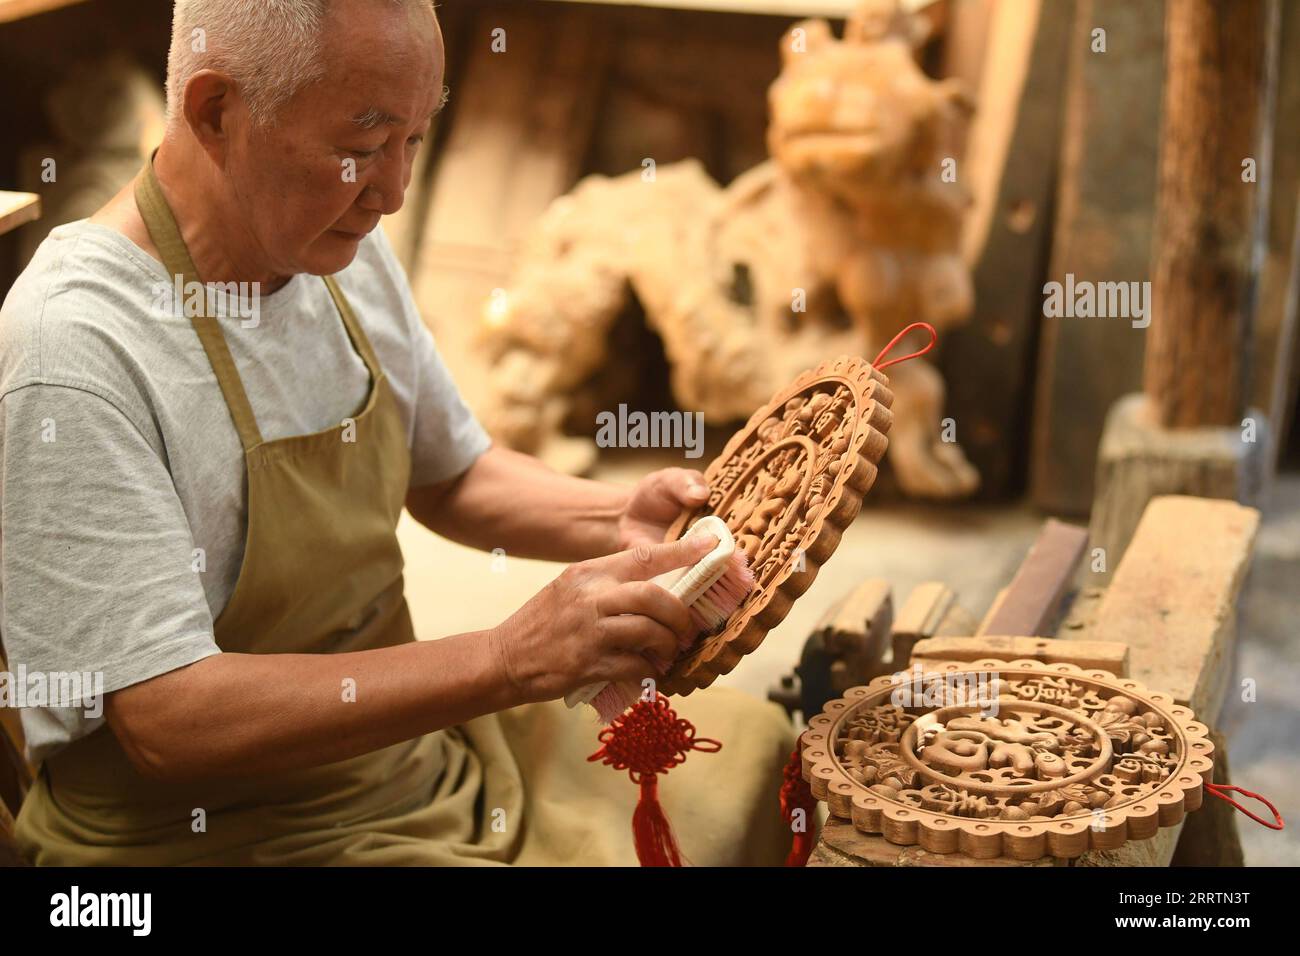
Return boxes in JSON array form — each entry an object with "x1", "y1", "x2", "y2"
[{"x1": 224, "y1": 1, "x2": 443, "y2": 278}]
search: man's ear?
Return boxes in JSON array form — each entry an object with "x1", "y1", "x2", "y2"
[
  {"x1": 780, "y1": 18, "x2": 833, "y2": 64},
  {"x1": 181, "y1": 69, "x2": 237, "y2": 162}
]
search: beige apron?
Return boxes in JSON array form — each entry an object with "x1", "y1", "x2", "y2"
[{"x1": 14, "y1": 159, "x2": 795, "y2": 866}]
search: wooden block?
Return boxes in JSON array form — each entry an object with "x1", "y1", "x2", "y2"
[
  {"x1": 939, "y1": 0, "x2": 1073, "y2": 498},
  {"x1": 1074, "y1": 822, "x2": 1184, "y2": 868},
  {"x1": 1029, "y1": 0, "x2": 1165, "y2": 514},
  {"x1": 890, "y1": 581, "x2": 955, "y2": 666},
  {"x1": 1092, "y1": 495, "x2": 1260, "y2": 728},
  {"x1": 817, "y1": 579, "x2": 891, "y2": 648},
  {"x1": 978, "y1": 518, "x2": 1088, "y2": 636},
  {"x1": 813, "y1": 816, "x2": 1063, "y2": 867},
  {"x1": 910, "y1": 634, "x2": 1130, "y2": 675},
  {"x1": 935, "y1": 601, "x2": 979, "y2": 638},
  {"x1": 1090, "y1": 394, "x2": 1267, "y2": 581}
]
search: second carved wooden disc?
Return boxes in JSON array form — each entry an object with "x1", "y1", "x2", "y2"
[
  {"x1": 800, "y1": 660, "x2": 1216, "y2": 860},
  {"x1": 661, "y1": 355, "x2": 894, "y2": 695}
]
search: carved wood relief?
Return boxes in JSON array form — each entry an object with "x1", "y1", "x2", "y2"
[
  {"x1": 662, "y1": 355, "x2": 893, "y2": 695},
  {"x1": 800, "y1": 660, "x2": 1215, "y2": 859}
]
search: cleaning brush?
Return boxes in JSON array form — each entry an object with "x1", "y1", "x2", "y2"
[{"x1": 565, "y1": 515, "x2": 756, "y2": 724}]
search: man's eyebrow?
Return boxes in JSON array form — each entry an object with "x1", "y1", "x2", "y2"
[
  {"x1": 350, "y1": 90, "x2": 450, "y2": 131},
  {"x1": 351, "y1": 107, "x2": 398, "y2": 130}
]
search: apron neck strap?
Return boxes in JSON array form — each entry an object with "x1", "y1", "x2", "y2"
[
  {"x1": 134, "y1": 156, "x2": 265, "y2": 451},
  {"x1": 322, "y1": 275, "x2": 382, "y2": 384}
]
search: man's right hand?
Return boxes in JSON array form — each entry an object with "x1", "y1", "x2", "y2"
[{"x1": 487, "y1": 534, "x2": 717, "y2": 703}]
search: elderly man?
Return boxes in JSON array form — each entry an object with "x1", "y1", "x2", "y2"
[{"x1": 0, "y1": 0, "x2": 795, "y2": 865}]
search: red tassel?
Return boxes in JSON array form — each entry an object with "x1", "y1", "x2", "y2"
[
  {"x1": 780, "y1": 747, "x2": 817, "y2": 867},
  {"x1": 632, "y1": 775, "x2": 682, "y2": 866},
  {"x1": 588, "y1": 694, "x2": 721, "y2": 867}
]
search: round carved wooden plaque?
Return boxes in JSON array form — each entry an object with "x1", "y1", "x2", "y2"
[
  {"x1": 662, "y1": 355, "x2": 894, "y2": 695},
  {"x1": 800, "y1": 660, "x2": 1216, "y2": 860}
]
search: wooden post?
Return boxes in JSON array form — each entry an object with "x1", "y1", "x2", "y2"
[
  {"x1": 1089, "y1": 0, "x2": 1277, "y2": 575},
  {"x1": 1143, "y1": 0, "x2": 1276, "y2": 428}
]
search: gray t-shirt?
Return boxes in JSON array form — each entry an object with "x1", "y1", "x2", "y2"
[{"x1": 0, "y1": 220, "x2": 491, "y2": 764}]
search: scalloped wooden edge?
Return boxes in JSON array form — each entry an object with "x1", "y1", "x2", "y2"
[
  {"x1": 660, "y1": 355, "x2": 893, "y2": 696},
  {"x1": 799, "y1": 659, "x2": 1214, "y2": 860}
]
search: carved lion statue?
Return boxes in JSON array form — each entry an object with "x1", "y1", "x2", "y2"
[{"x1": 479, "y1": 0, "x2": 979, "y2": 497}]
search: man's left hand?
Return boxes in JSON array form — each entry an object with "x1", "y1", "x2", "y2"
[{"x1": 616, "y1": 468, "x2": 712, "y2": 551}]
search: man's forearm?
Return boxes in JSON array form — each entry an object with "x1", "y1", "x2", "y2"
[
  {"x1": 107, "y1": 629, "x2": 520, "y2": 782},
  {"x1": 408, "y1": 445, "x2": 631, "y2": 562}
]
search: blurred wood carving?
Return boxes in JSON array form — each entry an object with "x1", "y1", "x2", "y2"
[
  {"x1": 479, "y1": 0, "x2": 978, "y2": 498},
  {"x1": 17, "y1": 52, "x2": 164, "y2": 265}
]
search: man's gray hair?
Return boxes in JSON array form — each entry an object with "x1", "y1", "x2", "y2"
[{"x1": 166, "y1": 0, "x2": 434, "y2": 127}]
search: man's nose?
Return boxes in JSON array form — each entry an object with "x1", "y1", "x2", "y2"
[{"x1": 359, "y1": 153, "x2": 406, "y2": 216}]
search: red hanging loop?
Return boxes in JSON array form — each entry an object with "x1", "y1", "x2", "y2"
[
  {"x1": 780, "y1": 747, "x2": 817, "y2": 867},
  {"x1": 1205, "y1": 782, "x2": 1285, "y2": 830},
  {"x1": 588, "y1": 694, "x2": 721, "y2": 866},
  {"x1": 872, "y1": 321, "x2": 939, "y2": 371}
]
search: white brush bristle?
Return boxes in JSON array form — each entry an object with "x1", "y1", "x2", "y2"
[{"x1": 571, "y1": 519, "x2": 758, "y2": 725}]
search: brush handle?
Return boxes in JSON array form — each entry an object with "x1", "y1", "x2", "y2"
[{"x1": 563, "y1": 516, "x2": 733, "y2": 712}]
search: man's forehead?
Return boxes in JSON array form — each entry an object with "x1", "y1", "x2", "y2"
[{"x1": 316, "y1": 1, "x2": 443, "y2": 129}]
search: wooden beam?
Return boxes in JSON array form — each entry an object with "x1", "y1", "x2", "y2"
[
  {"x1": 976, "y1": 518, "x2": 1088, "y2": 637},
  {"x1": 1091, "y1": 495, "x2": 1260, "y2": 728},
  {"x1": 890, "y1": 582, "x2": 955, "y2": 667},
  {"x1": 910, "y1": 634, "x2": 1130, "y2": 675}
]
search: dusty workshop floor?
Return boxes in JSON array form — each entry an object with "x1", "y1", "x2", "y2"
[{"x1": 397, "y1": 450, "x2": 1300, "y2": 867}]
